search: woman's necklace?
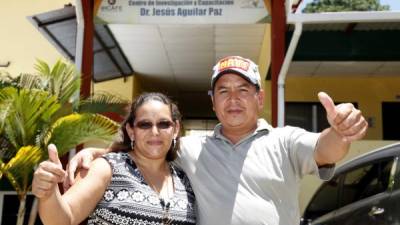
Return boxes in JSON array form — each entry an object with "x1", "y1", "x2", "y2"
[{"x1": 137, "y1": 162, "x2": 173, "y2": 225}]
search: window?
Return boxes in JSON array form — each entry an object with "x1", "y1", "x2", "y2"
[
  {"x1": 286, "y1": 102, "x2": 358, "y2": 132},
  {"x1": 305, "y1": 176, "x2": 341, "y2": 220},
  {"x1": 340, "y1": 159, "x2": 393, "y2": 207},
  {"x1": 285, "y1": 102, "x2": 330, "y2": 132},
  {"x1": 382, "y1": 102, "x2": 400, "y2": 140}
]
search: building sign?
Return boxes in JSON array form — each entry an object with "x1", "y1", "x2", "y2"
[{"x1": 94, "y1": 0, "x2": 269, "y2": 24}]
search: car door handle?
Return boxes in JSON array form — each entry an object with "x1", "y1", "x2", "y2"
[{"x1": 368, "y1": 206, "x2": 385, "y2": 217}]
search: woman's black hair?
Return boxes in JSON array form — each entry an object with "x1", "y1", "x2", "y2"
[{"x1": 110, "y1": 92, "x2": 181, "y2": 161}]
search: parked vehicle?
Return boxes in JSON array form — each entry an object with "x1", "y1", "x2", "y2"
[{"x1": 301, "y1": 142, "x2": 400, "y2": 225}]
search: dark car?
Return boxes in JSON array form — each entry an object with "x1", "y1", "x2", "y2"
[{"x1": 301, "y1": 142, "x2": 400, "y2": 225}]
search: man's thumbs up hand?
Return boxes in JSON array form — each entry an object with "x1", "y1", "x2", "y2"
[
  {"x1": 318, "y1": 92, "x2": 368, "y2": 143},
  {"x1": 318, "y1": 92, "x2": 337, "y2": 121}
]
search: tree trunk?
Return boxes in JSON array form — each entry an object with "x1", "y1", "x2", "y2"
[
  {"x1": 27, "y1": 197, "x2": 38, "y2": 225},
  {"x1": 16, "y1": 194, "x2": 26, "y2": 225}
]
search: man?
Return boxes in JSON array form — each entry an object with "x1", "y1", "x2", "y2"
[{"x1": 63, "y1": 56, "x2": 368, "y2": 224}]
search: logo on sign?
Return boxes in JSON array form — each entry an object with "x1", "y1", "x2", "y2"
[{"x1": 101, "y1": 0, "x2": 122, "y2": 12}]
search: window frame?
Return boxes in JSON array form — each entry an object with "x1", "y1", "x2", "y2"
[
  {"x1": 338, "y1": 157, "x2": 395, "y2": 208},
  {"x1": 304, "y1": 155, "x2": 397, "y2": 222}
]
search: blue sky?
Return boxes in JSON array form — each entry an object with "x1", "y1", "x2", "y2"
[
  {"x1": 381, "y1": 0, "x2": 400, "y2": 10},
  {"x1": 298, "y1": 0, "x2": 400, "y2": 11}
]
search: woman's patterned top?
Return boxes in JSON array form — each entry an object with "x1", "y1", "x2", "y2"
[{"x1": 87, "y1": 152, "x2": 196, "y2": 225}]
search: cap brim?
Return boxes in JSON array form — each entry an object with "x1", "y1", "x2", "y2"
[{"x1": 211, "y1": 69, "x2": 258, "y2": 90}]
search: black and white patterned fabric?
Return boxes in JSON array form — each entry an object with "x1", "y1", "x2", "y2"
[{"x1": 87, "y1": 152, "x2": 196, "y2": 225}]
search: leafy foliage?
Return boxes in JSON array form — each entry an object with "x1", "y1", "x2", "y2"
[
  {"x1": 1, "y1": 87, "x2": 60, "y2": 153},
  {"x1": 303, "y1": 0, "x2": 390, "y2": 13},
  {"x1": 34, "y1": 59, "x2": 81, "y2": 106},
  {"x1": 79, "y1": 91, "x2": 128, "y2": 115},
  {"x1": 44, "y1": 113, "x2": 119, "y2": 156},
  {"x1": 2, "y1": 146, "x2": 42, "y2": 196},
  {"x1": 0, "y1": 59, "x2": 127, "y2": 225}
]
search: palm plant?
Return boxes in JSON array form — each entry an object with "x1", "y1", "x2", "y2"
[{"x1": 0, "y1": 59, "x2": 128, "y2": 225}]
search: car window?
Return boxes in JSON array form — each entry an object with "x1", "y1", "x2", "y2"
[
  {"x1": 305, "y1": 176, "x2": 341, "y2": 220},
  {"x1": 340, "y1": 158, "x2": 393, "y2": 207}
]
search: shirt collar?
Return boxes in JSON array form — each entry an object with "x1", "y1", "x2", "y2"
[
  {"x1": 213, "y1": 118, "x2": 272, "y2": 140},
  {"x1": 255, "y1": 118, "x2": 273, "y2": 133}
]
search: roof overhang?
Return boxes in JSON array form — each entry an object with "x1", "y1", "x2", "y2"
[
  {"x1": 29, "y1": 4, "x2": 269, "y2": 118},
  {"x1": 28, "y1": 5, "x2": 134, "y2": 82},
  {"x1": 287, "y1": 11, "x2": 400, "y2": 24},
  {"x1": 284, "y1": 11, "x2": 400, "y2": 78},
  {"x1": 275, "y1": 10, "x2": 400, "y2": 126}
]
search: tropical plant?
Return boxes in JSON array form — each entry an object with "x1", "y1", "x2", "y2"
[
  {"x1": 303, "y1": 0, "x2": 390, "y2": 13},
  {"x1": 0, "y1": 59, "x2": 127, "y2": 225}
]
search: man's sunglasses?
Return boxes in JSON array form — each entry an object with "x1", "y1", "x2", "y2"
[{"x1": 134, "y1": 120, "x2": 174, "y2": 130}]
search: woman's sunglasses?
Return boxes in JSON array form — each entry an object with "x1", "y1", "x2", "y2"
[{"x1": 134, "y1": 120, "x2": 174, "y2": 130}]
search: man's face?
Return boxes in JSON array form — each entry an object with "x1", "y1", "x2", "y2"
[{"x1": 212, "y1": 73, "x2": 264, "y2": 131}]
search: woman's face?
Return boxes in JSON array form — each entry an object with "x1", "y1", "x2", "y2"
[{"x1": 127, "y1": 100, "x2": 179, "y2": 161}]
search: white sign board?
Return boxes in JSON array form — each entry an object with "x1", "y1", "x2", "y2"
[{"x1": 95, "y1": 0, "x2": 269, "y2": 24}]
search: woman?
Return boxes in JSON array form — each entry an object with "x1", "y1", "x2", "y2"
[{"x1": 32, "y1": 92, "x2": 196, "y2": 225}]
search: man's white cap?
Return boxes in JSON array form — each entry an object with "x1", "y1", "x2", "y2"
[{"x1": 211, "y1": 56, "x2": 262, "y2": 91}]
